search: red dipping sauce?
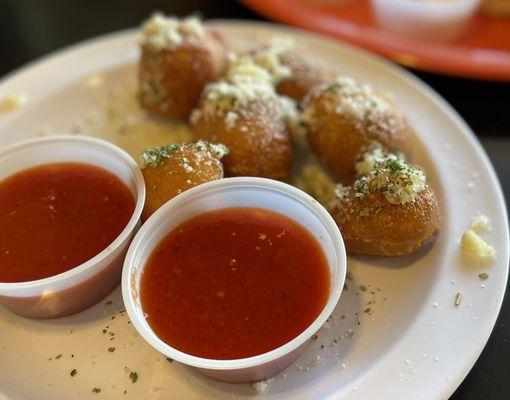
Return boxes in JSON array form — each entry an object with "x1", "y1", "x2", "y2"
[
  {"x1": 0, "y1": 162, "x2": 135, "y2": 283},
  {"x1": 141, "y1": 207, "x2": 330, "y2": 360}
]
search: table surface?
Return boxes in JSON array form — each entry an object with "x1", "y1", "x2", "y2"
[{"x1": 0, "y1": 1, "x2": 508, "y2": 399}]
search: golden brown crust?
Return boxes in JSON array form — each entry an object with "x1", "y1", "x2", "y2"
[
  {"x1": 332, "y1": 187, "x2": 441, "y2": 256},
  {"x1": 277, "y1": 52, "x2": 328, "y2": 102},
  {"x1": 302, "y1": 80, "x2": 411, "y2": 184},
  {"x1": 192, "y1": 99, "x2": 293, "y2": 181},
  {"x1": 139, "y1": 29, "x2": 227, "y2": 119},
  {"x1": 141, "y1": 144, "x2": 224, "y2": 220}
]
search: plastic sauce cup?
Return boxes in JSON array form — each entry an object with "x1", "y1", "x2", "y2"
[
  {"x1": 122, "y1": 177, "x2": 346, "y2": 382},
  {"x1": 0, "y1": 135, "x2": 145, "y2": 319}
]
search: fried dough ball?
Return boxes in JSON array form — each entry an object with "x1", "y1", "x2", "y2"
[
  {"x1": 250, "y1": 39, "x2": 328, "y2": 102},
  {"x1": 140, "y1": 141, "x2": 228, "y2": 220},
  {"x1": 190, "y1": 56, "x2": 295, "y2": 181},
  {"x1": 332, "y1": 150, "x2": 440, "y2": 256},
  {"x1": 139, "y1": 13, "x2": 227, "y2": 119},
  {"x1": 302, "y1": 77, "x2": 411, "y2": 184},
  {"x1": 277, "y1": 52, "x2": 328, "y2": 102}
]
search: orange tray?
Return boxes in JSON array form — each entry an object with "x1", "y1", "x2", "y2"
[{"x1": 240, "y1": 0, "x2": 510, "y2": 81}]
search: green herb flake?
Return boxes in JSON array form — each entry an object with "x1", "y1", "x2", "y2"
[
  {"x1": 364, "y1": 307, "x2": 371, "y2": 314},
  {"x1": 92, "y1": 388, "x2": 101, "y2": 393},
  {"x1": 311, "y1": 334, "x2": 318, "y2": 341},
  {"x1": 478, "y1": 272, "x2": 489, "y2": 280},
  {"x1": 55, "y1": 354, "x2": 62, "y2": 360},
  {"x1": 387, "y1": 159, "x2": 405, "y2": 172},
  {"x1": 129, "y1": 371, "x2": 138, "y2": 384},
  {"x1": 70, "y1": 369, "x2": 77, "y2": 377},
  {"x1": 140, "y1": 144, "x2": 178, "y2": 168},
  {"x1": 328, "y1": 86, "x2": 339, "y2": 95},
  {"x1": 359, "y1": 208, "x2": 370, "y2": 217},
  {"x1": 105, "y1": 301, "x2": 113, "y2": 306},
  {"x1": 146, "y1": 78, "x2": 161, "y2": 98},
  {"x1": 359, "y1": 285, "x2": 367, "y2": 292},
  {"x1": 108, "y1": 347, "x2": 115, "y2": 353},
  {"x1": 166, "y1": 357, "x2": 174, "y2": 363}
]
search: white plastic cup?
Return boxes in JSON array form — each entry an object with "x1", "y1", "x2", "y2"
[
  {"x1": 0, "y1": 135, "x2": 145, "y2": 319},
  {"x1": 122, "y1": 177, "x2": 346, "y2": 383},
  {"x1": 371, "y1": 0, "x2": 482, "y2": 42}
]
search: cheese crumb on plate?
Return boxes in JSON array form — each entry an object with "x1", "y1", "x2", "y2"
[
  {"x1": 0, "y1": 93, "x2": 28, "y2": 113},
  {"x1": 461, "y1": 230, "x2": 495, "y2": 259}
]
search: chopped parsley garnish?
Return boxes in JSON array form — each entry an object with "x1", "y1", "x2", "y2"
[
  {"x1": 359, "y1": 208, "x2": 370, "y2": 217},
  {"x1": 387, "y1": 158, "x2": 405, "y2": 172},
  {"x1": 359, "y1": 285, "x2": 367, "y2": 292},
  {"x1": 129, "y1": 371, "x2": 138, "y2": 383},
  {"x1": 146, "y1": 78, "x2": 161, "y2": 98},
  {"x1": 354, "y1": 147, "x2": 426, "y2": 205},
  {"x1": 92, "y1": 388, "x2": 101, "y2": 393},
  {"x1": 140, "y1": 141, "x2": 228, "y2": 168},
  {"x1": 70, "y1": 369, "x2": 77, "y2": 377},
  {"x1": 328, "y1": 86, "x2": 338, "y2": 95},
  {"x1": 108, "y1": 347, "x2": 115, "y2": 353}
]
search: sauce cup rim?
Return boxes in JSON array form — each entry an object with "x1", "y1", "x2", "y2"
[
  {"x1": 122, "y1": 177, "x2": 346, "y2": 370},
  {"x1": 0, "y1": 135, "x2": 145, "y2": 292}
]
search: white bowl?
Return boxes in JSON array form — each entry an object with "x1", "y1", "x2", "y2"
[
  {"x1": 122, "y1": 177, "x2": 346, "y2": 383},
  {"x1": 371, "y1": 0, "x2": 482, "y2": 42},
  {"x1": 0, "y1": 135, "x2": 145, "y2": 319}
]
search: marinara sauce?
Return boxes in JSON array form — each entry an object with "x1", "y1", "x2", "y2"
[
  {"x1": 0, "y1": 162, "x2": 135, "y2": 283},
  {"x1": 141, "y1": 207, "x2": 330, "y2": 360}
]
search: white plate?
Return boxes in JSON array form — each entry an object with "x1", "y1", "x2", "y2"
[{"x1": 0, "y1": 21, "x2": 508, "y2": 400}]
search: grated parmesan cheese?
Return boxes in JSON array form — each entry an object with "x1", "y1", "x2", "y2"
[
  {"x1": 191, "y1": 55, "x2": 300, "y2": 130},
  {"x1": 355, "y1": 143, "x2": 405, "y2": 177},
  {"x1": 252, "y1": 378, "x2": 274, "y2": 393},
  {"x1": 140, "y1": 13, "x2": 205, "y2": 51},
  {"x1": 350, "y1": 150, "x2": 426, "y2": 205},
  {"x1": 251, "y1": 37, "x2": 294, "y2": 83},
  {"x1": 302, "y1": 77, "x2": 399, "y2": 137},
  {"x1": 140, "y1": 140, "x2": 228, "y2": 168}
]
